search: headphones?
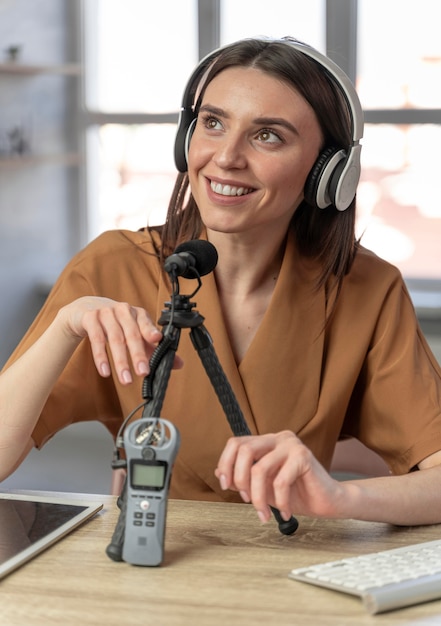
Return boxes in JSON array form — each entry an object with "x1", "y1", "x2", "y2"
[{"x1": 174, "y1": 38, "x2": 363, "y2": 212}]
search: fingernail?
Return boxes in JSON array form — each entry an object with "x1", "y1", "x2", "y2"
[
  {"x1": 100, "y1": 362, "x2": 110, "y2": 377},
  {"x1": 239, "y1": 490, "x2": 250, "y2": 503},
  {"x1": 121, "y1": 369, "x2": 132, "y2": 384},
  {"x1": 138, "y1": 361, "x2": 149, "y2": 375},
  {"x1": 257, "y1": 510, "x2": 269, "y2": 524},
  {"x1": 219, "y1": 474, "x2": 228, "y2": 490}
]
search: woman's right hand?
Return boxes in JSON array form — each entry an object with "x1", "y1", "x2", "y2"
[{"x1": 57, "y1": 296, "x2": 183, "y2": 385}]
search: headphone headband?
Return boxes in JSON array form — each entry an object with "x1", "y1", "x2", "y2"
[{"x1": 174, "y1": 38, "x2": 364, "y2": 211}]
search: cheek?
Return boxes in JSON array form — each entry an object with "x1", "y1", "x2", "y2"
[
  {"x1": 187, "y1": 140, "x2": 198, "y2": 173},
  {"x1": 187, "y1": 141, "x2": 212, "y2": 191},
  {"x1": 187, "y1": 143, "x2": 209, "y2": 205},
  {"x1": 187, "y1": 125, "x2": 210, "y2": 166},
  {"x1": 269, "y1": 162, "x2": 312, "y2": 198},
  {"x1": 187, "y1": 142, "x2": 202, "y2": 188}
]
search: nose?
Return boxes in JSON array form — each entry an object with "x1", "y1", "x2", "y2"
[{"x1": 212, "y1": 132, "x2": 247, "y2": 170}]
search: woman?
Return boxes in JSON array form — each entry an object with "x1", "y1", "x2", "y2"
[{"x1": 1, "y1": 38, "x2": 441, "y2": 527}]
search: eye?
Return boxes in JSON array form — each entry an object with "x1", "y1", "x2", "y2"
[
  {"x1": 256, "y1": 129, "x2": 283, "y2": 144},
  {"x1": 200, "y1": 114, "x2": 223, "y2": 131}
]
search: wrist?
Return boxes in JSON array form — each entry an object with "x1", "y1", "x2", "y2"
[
  {"x1": 54, "y1": 305, "x2": 85, "y2": 345},
  {"x1": 332, "y1": 479, "x2": 366, "y2": 520}
]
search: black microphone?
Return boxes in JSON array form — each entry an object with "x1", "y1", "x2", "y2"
[{"x1": 164, "y1": 240, "x2": 218, "y2": 278}]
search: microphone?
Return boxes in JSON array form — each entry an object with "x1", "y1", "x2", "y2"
[{"x1": 164, "y1": 240, "x2": 218, "y2": 278}]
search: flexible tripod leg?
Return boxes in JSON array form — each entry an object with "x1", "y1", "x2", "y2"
[
  {"x1": 106, "y1": 477, "x2": 128, "y2": 561},
  {"x1": 189, "y1": 325, "x2": 251, "y2": 437},
  {"x1": 190, "y1": 325, "x2": 298, "y2": 535}
]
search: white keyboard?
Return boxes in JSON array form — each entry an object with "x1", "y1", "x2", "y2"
[{"x1": 289, "y1": 538, "x2": 441, "y2": 614}]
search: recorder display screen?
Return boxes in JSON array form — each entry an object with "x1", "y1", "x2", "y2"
[{"x1": 130, "y1": 460, "x2": 167, "y2": 490}]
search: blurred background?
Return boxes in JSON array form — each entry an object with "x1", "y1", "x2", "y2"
[{"x1": 0, "y1": 0, "x2": 440, "y2": 493}]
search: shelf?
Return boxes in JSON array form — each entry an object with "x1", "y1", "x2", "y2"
[
  {"x1": 0, "y1": 153, "x2": 82, "y2": 169},
  {"x1": 0, "y1": 63, "x2": 81, "y2": 76}
]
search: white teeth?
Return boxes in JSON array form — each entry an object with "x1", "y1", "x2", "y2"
[{"x1": 211, "y1": 181, "x2": 251, "y2": 197}]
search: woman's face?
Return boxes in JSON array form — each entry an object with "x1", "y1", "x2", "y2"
[{"x1": 187, "y1": 66, "x2": 323, "y2": 238}]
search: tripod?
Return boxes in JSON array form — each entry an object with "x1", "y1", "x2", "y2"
[{"x1": 106, "y1": 267, "x2": 298, "y2": 561}]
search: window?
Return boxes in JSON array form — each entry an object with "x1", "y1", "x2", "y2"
[
  {"x1": 82, "y1": 0, "x2": 441, "y2": 286},
  {"x1": 83, "y1": 0, "x2": 198, "y2": 237},
  {"x1": 82, "y1": 0, "x2": 324, "y2": 239},
  {"x1": 356, "y1": 0, "x2": 441, "y2": 280},
  {"x1": 220, "y1": 0, "x2": 324, "y2": 49}
]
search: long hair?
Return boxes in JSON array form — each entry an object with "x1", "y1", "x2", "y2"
[{"x1": 150, "y1": 37, "x2": 359, "y2": 293}]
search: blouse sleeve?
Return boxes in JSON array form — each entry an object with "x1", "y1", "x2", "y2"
[
  {"x1": 342, "y1": 273, "x2": 441, "y2": 475},
  {"x1": 1, "y1": 229, "x2": 161, "y2": 448}
]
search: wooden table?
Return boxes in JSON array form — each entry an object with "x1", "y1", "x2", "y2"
[{"x1": 2, "y1": 493, "x2": 441, "y2": 625}]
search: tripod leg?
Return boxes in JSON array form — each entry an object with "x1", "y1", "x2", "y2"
[
  {"x1": 190, "y1": 326, "x2": 298, "y2": 536},
  {"x1": 106, "y1": 478, "x2": 128, "y2": 561},
  {"x1": 190, "y1": 325, "x2": 250, "y2": 437}
]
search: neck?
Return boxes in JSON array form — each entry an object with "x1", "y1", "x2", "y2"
[{"x1": 207, "y1": 229, "x2": 287, "y2": 296}]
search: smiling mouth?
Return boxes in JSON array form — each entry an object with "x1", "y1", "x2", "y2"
[{"x1": 210, "y1": 180, "x2": 253, "y2": 197}]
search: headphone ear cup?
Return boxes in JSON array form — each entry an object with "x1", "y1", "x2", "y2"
[
  {"x1": 183, "y1": 118, "x2": 197, "y2": 169},
  {"x1": 304, "y1": 147, "x2": 346, "y2": 210},
  {"x1": 174, "y1": 109, "x2": 196, "y2": 173}
]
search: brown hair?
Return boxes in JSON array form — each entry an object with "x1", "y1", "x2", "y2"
[{"x1": 150, "y1": 37, "x2": 359, "y2": 293}]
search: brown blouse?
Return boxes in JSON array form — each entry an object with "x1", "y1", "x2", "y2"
[{"x1": 4, "y1": 228, "x2": 441, "y2": 501}]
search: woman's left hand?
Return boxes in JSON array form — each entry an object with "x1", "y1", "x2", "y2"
[{"x1": 215, "y1": 431, "x2": 346, "y2": 523}]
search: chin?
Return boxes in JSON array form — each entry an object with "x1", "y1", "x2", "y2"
[
  {"x1": 199, "y1": 213, "x2": 242, "y2": 234},
  {"x1": 208, "y1": 211, "x2": 253, "y2": 229}
]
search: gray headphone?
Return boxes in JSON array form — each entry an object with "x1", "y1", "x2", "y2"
[{"x1": 174, "y1": 38, "x2": 363, "y2": 212}]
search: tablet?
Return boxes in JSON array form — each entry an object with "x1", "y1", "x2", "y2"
[{"x1": 0, "y1": 492, "x2": 103, "y2": 580}]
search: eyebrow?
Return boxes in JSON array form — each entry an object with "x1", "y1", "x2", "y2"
[{"x1": 199, "y1": 104, "x2": 300, "y2": 136}]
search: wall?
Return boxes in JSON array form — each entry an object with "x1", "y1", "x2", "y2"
[
  {"x1": 0, "y1": 0, "x2": 82, "y2": 367},
  {"x1": 0, "y1": 1, "x2": 112, "y2": 494}
]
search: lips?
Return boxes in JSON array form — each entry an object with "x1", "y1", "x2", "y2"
[{"x1": 210, "y1": 180, "x2": 253, "y2": 197}]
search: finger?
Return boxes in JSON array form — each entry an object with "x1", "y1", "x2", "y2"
[
  {"x1": 112, "y1": 304, "x2": 156, "y2": 378},
  {"x1": 249, "y1": 434, "x2": 305, "y2": 520},
  {"x1": 230, "y1": 441, "x2": 262, "y2": 500},
  {"x1": 133, "y1": 308, "x2": 184, "y2": 370},
  {"x1": 172, "y1": 353, "x2": 185, "y2": 369},
  {"x1": 272, "y1": 463, "x2": 297, "y2": 521},
  {"x1": 215, "y1": 436, "x2": 248, "y2": 492},
  {"x1": 256, "y1": 444, "x2": 317, "y2": 522},
  {"x1": 273, "y1": 444, "x2": 314, "y2": 514},
  {"x1": 132, "y1": 307, "x2": 163, "y2": 344},
  {"x1": 82, "y1": 309, "x2": 112, "y2": 377},
  {"x1": 216, "y1": 435, "x2": 276, "y2": 503},
  {"x1": 249, "y1": 451, "x2": 285, "y2": 520},
  {"x1": 99, "y1": 305, "x2": 136, "y2": 384}
]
